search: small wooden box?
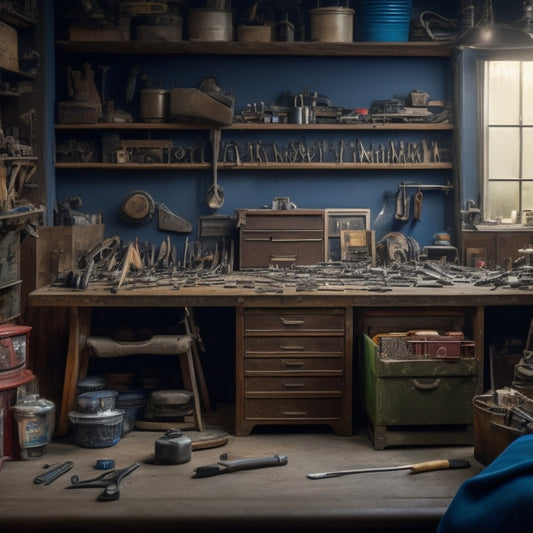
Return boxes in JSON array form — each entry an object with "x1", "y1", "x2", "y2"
[
  {"x1": 0, "y1": 21, "x2": 18, "y2": 72},
  {"x1": 69, "y1": 18, "x2": 131, "y2": 41},
  {"x1": 22, "y1": 224, "x2": 105, "y2": 288}
]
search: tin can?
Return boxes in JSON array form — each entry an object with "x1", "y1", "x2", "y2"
[{"x1": 11, "y1": 395, "x2": 55, "y2": 459}]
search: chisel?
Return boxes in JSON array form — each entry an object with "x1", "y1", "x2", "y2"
[{"x1": 307, "y1": 459, "x2": 470, "y2": 480}]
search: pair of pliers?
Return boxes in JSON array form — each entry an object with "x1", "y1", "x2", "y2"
[{"x1": 65, "y1": 462, "x2": 139, "y2": 501}]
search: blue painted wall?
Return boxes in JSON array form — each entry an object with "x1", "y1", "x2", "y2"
[
  {"x1": 54, "y1": 52, "x2": 455, "y2": 251},
  {"x1": 50, "y1": 0, "x2": 523, "y2": 257}
]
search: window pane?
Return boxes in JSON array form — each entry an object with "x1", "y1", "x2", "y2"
[
  {"x1": 488, "y1": 127, "x2": 520, "y2": 179},
  {"x1": 523, "y1": 181, "x2": 533, "y2": 211},
  {"x1": 523, "y1": 129, "x2": 533, "y2": 178},
  {"x1": 522, "y1": 62, "x2": 533, "y2": 125},
  {"x1": 487, "y1": 61, "x2": 520, "y2": 125},
  {"x1": 486, "y1": 181, "x2": 519, "y2": 220}
]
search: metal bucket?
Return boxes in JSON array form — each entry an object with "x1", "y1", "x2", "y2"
[
  {"x1": 140, "y1": 89, "x2": 169, "y2": 123},
  {"x1": 188, "y1": 9, "x2": 233, "y2": 41},
  {"x1": 11, "y1": 395, "x2": 55, "y2": 459},
  {"x1": 310, "y1": 6, "x2": 354, "y2": 43},
  {"x1": 473, "y1": 393, "x2": 530, "y2": 465}
]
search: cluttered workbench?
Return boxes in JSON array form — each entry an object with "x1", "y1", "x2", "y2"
[{"x1": 27, "y1": 260, "x2": 533, "y2": 441}]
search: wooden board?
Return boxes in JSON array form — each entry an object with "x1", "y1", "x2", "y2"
[{"x1": 0, "y1": 21, "x2": 18, "y2": 72}]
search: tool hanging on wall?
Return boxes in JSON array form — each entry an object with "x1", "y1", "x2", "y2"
[
  {"x1": 395, "y1": 182, "x2": 453, "y2": 222},
  {"x1": 414, "y1": 189, "x2": 424, "y2": 220},
  {"x1": 395, "y1": 184, "x2": 410, "y2": 221}
]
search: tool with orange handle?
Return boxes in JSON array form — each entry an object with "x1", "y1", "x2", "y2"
[{"x1": 307, "y1": 459, "x2": 470, "y2": 480}]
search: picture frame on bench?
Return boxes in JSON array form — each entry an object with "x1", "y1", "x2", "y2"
[{"x1": 324, "y1": 208, "x2": 372, "y2": 262}]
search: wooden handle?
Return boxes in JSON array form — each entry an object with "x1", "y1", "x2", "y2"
[{"x1": 409, "y1": 459, "x2": 470, "y2": 474}]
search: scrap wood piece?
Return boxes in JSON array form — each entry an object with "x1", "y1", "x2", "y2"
[
  {"x1": 112, "y1": 240, "x2": 142, "y2": 293},
  {"x1": 0, "y1": 159, "x2": 7, "y2": 211}
]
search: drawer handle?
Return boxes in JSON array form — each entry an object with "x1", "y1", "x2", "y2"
[
  {"x1": 281, "y1": 360, "x2": 305, "y2": 368},
  {"x1": 280, "y1": 344, "x2": 305, "y2": 351},
  {"x1": 280, "y1": 318, "x2": 305, "y2": 326},
  {"x1": 413, "y1": 378, "x2": 441, "y2": 391},
  {"x1": 281, "y1": 411, "x2": 308, "y2": 416},
  {"x1": 281, "y1": 380, "x2": 305, "y2": 388},
  {"x1": 270, "y1": 255, "x2": 297, "y2": 262}
]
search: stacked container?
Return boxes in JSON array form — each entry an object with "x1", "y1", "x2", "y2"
[{"x1": 356, "y1": 0, "x2": 413, "y2": 42}]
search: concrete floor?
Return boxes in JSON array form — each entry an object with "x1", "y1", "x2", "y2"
[{"x1": 0, "y1": 405, "x2": 484, "y2": 533}]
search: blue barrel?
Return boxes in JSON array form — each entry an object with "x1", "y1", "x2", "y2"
[{"x1": 356, "y1": 0, "x2": 413, "y2": 42}]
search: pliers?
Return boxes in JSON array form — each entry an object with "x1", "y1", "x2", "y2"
[{"x1": 65, "y1": 462, "x2": 139, "y2": 501}]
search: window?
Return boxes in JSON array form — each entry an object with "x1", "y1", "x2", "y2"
[{"x1": 483, "y1": 60, "x2": 533, "y2": 223}]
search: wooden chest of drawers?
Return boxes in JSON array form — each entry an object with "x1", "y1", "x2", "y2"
[
  {"x1": 236, "y1": 209, "x2": 325, "y2": 269},
  {"x1": 236, "y1": 306, "x2": 352, "y2": 436}
]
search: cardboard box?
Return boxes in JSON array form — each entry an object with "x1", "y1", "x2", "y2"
[{"x1": 0, "y1": 21, "x2": 18, "y2": 72}]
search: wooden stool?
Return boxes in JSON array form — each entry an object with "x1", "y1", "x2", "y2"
[{"x1": 86, "y1": 335, "x2": 203, "y2": 431}]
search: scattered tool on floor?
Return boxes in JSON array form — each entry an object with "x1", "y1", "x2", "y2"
[
  {"x1": 33, "y1": 461, "x2": 74, "y2": 485},
  {"x1": 66, "y1": 462, "x2": 140, "y2": 501},
  {"x1": 307, "y1": 459, "x2": 470, "y2": 480},
  {"x1": 193, "y1": 454, "x2": 288, "y2": 478}
]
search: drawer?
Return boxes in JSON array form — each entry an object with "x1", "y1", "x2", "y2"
[
  {"x1": 244, "y1": 397, "x2": 342, "y2": 420},
  {"x1": 245, "y1": 309, "x2": 345, "y2": 332},
  {"x1": 244, "y1": 356, "x2": 344, "y2": 372},
  {"x1": 244, "y1": 336, "x2": 344, "y2": 355},
  {"x1": 238, "y1": 211, "x2": 325, "y2": 231},
  {"x1": 369, "y1": 375, "x2": 477, "y2": 426},
  {"x1": 245, "y1": 376, "x2": 343, "y2": 393},
  {"x1": 240, "y1": 238, "x2": 323, "y2": 268}
]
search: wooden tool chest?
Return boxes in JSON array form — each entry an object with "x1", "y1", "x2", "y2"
[
  {"x1": 236, "y1": 209, "x2": 325, "y2": 269},
  {"x1": 236, "y1": 306, "x2": 352, "y2": 436}
]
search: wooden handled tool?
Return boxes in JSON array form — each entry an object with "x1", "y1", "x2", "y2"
[{"x1": 307, "y1": 459, "x2": 470, "y2": 480}]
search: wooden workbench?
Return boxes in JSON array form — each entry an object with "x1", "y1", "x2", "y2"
[{"x1": 27, "y1": 277, "x2": 533, "y2": 438}]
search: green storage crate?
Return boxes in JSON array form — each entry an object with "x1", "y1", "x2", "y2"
[{"x1": 362, "y1": 334, "x2": 478, "y2": 449}]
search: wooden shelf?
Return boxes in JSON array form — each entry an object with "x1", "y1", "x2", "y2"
[
  {"x1": 0, "y1": 66, "x2": 36, "y2": 80},
  {"x1": 56, "y1": 40, "x2": 454, "y2": 58},
  {"x1": 55, "y1": 122, "x2": 454, "y2": 131},
  {"x1": 55, "y1": 163, "x2": 211, "y2": 170},
  {"x1": 0, "y1": 5, "x2": 37, "y2": 28},
  {"x1": 55, "y1": 162, "x2": 452, "y2": 171},
  {"x1": 0, "y1": 207, "x2": 43, "y2": 230}
]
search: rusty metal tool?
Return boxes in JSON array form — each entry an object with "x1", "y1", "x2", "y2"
[
  {"x1": 66, "y1": 462, "x2": 140, "y2": 501},
  {"x1": 307, "y1": 459, "x2": 470, "y2": 479},
  {"x1": 193, "y1": 454, "x2": 288, "y2": 478},
  {"x1": 34, "y1": 461, "x2": 74, "y2": 485}
]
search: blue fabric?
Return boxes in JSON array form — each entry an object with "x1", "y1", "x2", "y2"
[{"x1": 437, "y1": 434, "x2": 533, "y2": 533}]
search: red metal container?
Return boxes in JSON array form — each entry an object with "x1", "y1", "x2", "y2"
[{"x1": 0, "y1": 324, "x2": 32, "y2": 373}]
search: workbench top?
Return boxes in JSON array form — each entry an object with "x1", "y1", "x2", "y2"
[{"x1": 28, "y1": 276, "x2": 533, "y2": 308}]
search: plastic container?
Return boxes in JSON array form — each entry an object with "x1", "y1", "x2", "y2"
[
  {"x1": 77, "y1": 375, "x2": 106, "y2": 394},
  {"x1": 356, "y1": 0, "x2": 413, "y2": 42},
  {"x1": 68, "y1": 409, "x2": 125, "y2": 448},
  {"x1": 116, "y1": 391, "x2": 145, "y2": 435},
  {"x1": 76, "y1": 389, "x2": 118, "y2": 412}
]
